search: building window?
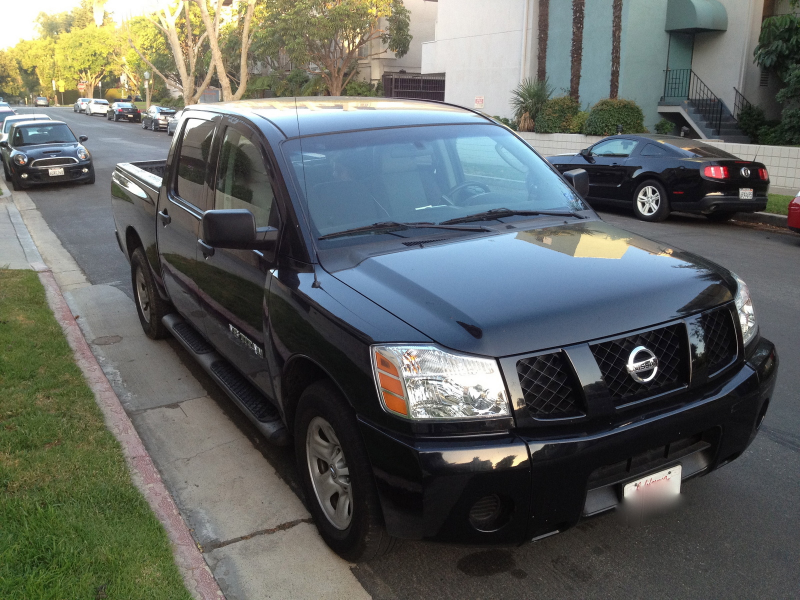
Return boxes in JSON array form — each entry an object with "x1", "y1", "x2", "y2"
[{"x1": 760, "y1": 69, "x2": 770, "y2": 87}]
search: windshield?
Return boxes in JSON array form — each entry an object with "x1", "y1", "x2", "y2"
[
  {"x1": 12, "y1": 123, "x2": 76, "y2": 146},
  {"x1": 116, "y1": 103, "x2": 133, "y2": 108},
  {"x1": 283, "y1": 123, "x2": 586, "y2": 245}
]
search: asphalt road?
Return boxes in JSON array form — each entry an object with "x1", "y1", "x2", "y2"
[{"x1": 16, "y1": 106, "x2": 800, "y2": 599}]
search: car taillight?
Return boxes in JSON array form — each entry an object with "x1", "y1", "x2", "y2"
[
  {"x1": 704, "y1": 165, "x2": 729, "y2": 179},
  {"x1": 759, "y1": 168, "x2": 768, "y2": 180},
  {"x1": 117, "y1": 109, "x2": 121, "y2": 112}
]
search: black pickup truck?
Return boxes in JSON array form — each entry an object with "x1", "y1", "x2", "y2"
[{"x1": 112, "y1": 98, "x2": 778, "y2": 561}]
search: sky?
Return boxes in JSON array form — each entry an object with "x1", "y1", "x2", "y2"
[{"x1": 0, "y1": 0, "x2": 162, "y2": 50}]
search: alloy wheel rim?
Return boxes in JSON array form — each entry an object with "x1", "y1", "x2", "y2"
[
  {"x1": 637, "y1": 186, "x2": 661, "y2": 216},
  {"x1": 135, "y1": 267, "x2": 151, "y2": 324},
  {"x1": 306, "y1": 416, "x2": 352, "y2": 530}
]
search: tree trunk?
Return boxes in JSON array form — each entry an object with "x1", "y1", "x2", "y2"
[
  {"x1": 610, "y1": 0, "x2": 622, "y2": 98},
  {"x1": 537, "y1": 0, "x2": 549, "y2": 82},
  {"x1": 570, "y1": 0, "x2": 585, "y2": 102}
]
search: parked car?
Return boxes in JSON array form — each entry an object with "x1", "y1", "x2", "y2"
[
  {"x1": 166, "y1": 109, "x2": 184, "y2": 136},
  {"x1": 789, "y1": 191, "x2": 800, "y2": 234},
  {"x1": 0, "y1": 108, "x2": 15, "y2": 127},
  {"x1": 85, "y1": 98, "x2": 110, "y2": 116},
  {"x1": 107, "y1": 102, "x2": 142, "y2": 122},
  {"x1": 0, "y1": 114, "x2": 52, "y2": 144},
  {"x1": 34, "y1": 96, "x2": 49, "y2": 107},
  {"x1": 141, "y1": 105, "x2": 176, "y2": 131},
  {"x1": 111, "y1": 98, "x2": 777, "y2": 562},
  {"x1": 74, "y1": 98, "x2": 92, "y2": 113},
  {"x1": 1, "y1": 120, "x2": 93, "y2": 191},
  {"x1": 547, "y1": 134, "x2": 770, "y2": 222}
]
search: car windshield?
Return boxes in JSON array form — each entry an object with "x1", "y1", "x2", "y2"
[
  {"x1": 665, "y1": 139, "x2": 738, "y2": 159},
  {"x1": 94, "y1": 100, "x2": 109, "y2": 104},
  {"x1": 3, "y1": 116, "x2": 50, "y2": 134},
  {"x1": 12, "y1": 123, "x2": 76, "y2": 146},
  {"x1": 282, "y1": 123, "x2": 586, "y2": 245},
  {"x1": 116, "y1": 103, "x2": 133, "y2": 108}
]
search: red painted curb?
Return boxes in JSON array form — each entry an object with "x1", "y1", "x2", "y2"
[{"x1": 36, "y1": 267, "x2": 225, "y2": 600}]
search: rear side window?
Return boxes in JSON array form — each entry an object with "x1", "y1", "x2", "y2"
[
  {"x1": 175, "y1": 118, "x2": 216, "y2": 209},
  {"x1": 640, "y1": 143, "x2": 669, "y2": 157}
]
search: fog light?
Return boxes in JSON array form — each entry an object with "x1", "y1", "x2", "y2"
[
  {"x1": 21, "y1": 173, "x2": 28, "y2": 179},
  {"x1": 468, "y1": 494, "x2": 512, "y2": 532},
  {"x1": 82, "y1": 168, "x2": 88, "y2": 173}
]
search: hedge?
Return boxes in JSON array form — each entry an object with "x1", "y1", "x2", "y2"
[
  {"x1": 584, "y1": 98, "x2": 647, "y2": 136},
  {"x1": 534, "y1": 96, "x2": 580, "y2": 133}
]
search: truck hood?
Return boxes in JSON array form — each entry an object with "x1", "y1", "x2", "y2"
[{"x1": 328, "y1": 220, "x2": 736, "y2": 357}]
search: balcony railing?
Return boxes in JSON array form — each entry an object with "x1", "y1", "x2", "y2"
[
  {"x1": 662, "y1": 69, "x2": 723, "y2": 135},
  {"x1": 382, "y1": 73, "x2": 445, "y2": 101}
]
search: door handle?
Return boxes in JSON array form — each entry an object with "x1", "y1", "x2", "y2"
[
  {"x1": 158, "y1": 210, "x2": 171, "y2": 226},
  {"x1": 197, "y1": 239, "x2": 215, "y2": 259}
]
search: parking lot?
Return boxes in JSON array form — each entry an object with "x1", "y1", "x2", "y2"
[{"x1": 11, "y1": 106, "x2": 800, "y2": 599}]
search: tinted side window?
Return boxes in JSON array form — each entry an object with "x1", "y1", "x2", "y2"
[
  {"x1": 175, "y1": 118, "x2": 216, "y2": 209},
  {"x1": 591, "y1": 138, "x2": 638, "y2": 157},
  {"x1": 641, "y1": 143, "x2": 668, "y2": 157},
  {"x1": 215, "y1": 127, "x2": 275, "y2": 228}
]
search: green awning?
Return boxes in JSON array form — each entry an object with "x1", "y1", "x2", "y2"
[{"x1": 665, "y1": 0, "x2": 728, "y2": 33}]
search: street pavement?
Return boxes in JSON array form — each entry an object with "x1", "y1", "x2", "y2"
[{"x1": 6, "y1": 106, "x2": 800, "y2": 599}]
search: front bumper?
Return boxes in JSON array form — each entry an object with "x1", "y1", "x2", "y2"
[
  {"x1": 674, "y1": 194, "x2": 768, "y2": 215},
  {"x1": 360, "y1": 337, "x2": 778, "y2": 544},
  {"x1": 12, "y1": 161, "x2": 93, "y2": 185}
]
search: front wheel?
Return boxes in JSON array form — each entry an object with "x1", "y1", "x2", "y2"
[
  {"x1": 130, "y1": 247, "x2": 171, "y2": 339},
  {"x1": 296, "y1": 381, "x2": 396, "y2": 562},
  {"x1": 142, "y1": 120, "x2": 147, "y2": 129},
  {"x1": 151, "y1": 121, "x2": 157, "y2": 132},
  {"x1": 633, "y1": 180, "x2": 670, "y2": 222}
]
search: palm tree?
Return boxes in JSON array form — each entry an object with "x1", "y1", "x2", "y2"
[
  {"x1": 511, "y1": 77, "x2": 554, "y2": 131},
  {"x1": 610, "y1": 0, "x2": 622, "y2": 98},
  {"x1": 570, "y1": 0, "x2": 585, "y2": 102},
  {"x1": 537, "y1": 0, "x2": 550, "y2": 81}
]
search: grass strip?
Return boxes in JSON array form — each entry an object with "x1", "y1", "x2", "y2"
[
  {"x1": 0, "y1": 270, "x2": 191, "y2": 600},
  {"x1": 766, "y1": 193, "x2": 794, "y2": 216}
]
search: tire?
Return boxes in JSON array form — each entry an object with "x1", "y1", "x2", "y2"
[
  {"x1": 142, "y1": 120, "x2": 147, "y2": 129},
  {"x1": 633, "y1": 180, "x2": 670, "y2": 222},
  {"x1": 295, "y1": 381, "x2": 396, "y2": 562},
  {"x1": 130, "y1": 247, "x2": 171, "y2": 339},
  {"x1": 706, "y1": 212, "x2": 735, "y2": 222},
  {"x1": 151, "y1": 120, "x2": 157, "y2": 132}
]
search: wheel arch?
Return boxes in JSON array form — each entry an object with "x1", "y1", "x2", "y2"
[
  {"x1": 125, "y1": 226, "x2": 144, "y2": 260},
  {"x1": 281, "y1": 354, "x2": 354, "y2": 431}
]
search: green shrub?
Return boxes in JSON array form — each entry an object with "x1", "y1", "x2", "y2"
[
  {"x1": 492, "y1": 115, "x2": 518, "y2": 131},
  {"x1": 534, "y1": 96, "x2": 580, "y2": 133},
  {"x1": 655, "y1": 118, "x2": 674, "y2": 135},
  {"x1": 569, "y1": 110, "x2": 589, "y2": 133},
  {"x1": 584, "y1": 98, "x2": 647, "y2": 136},
  {"x1": 510, "y1": 78, "x2": 553, "y2": 131},
  {"x1": 738, "y1": 104, "x2": 767, "y2": 142},
  {"x1": 343, "y1": 79, "x2": 381, "y2": 97}
]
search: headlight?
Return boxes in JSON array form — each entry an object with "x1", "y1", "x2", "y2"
[
  {"x1": 76, "y1": 146, "x2": 89, "y2": 160},
  {"x1": 372, "y1": 345, "x2": 510, "y2": 420},
  {"x1": 13, "y1": 153, "x2": 27, "y2": 166},
  {"x1": 732, "y1": 273, "x2": 757, "y2": 346}
]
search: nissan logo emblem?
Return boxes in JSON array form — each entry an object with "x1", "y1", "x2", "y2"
[
  {"x1": 626, "y1": 346, "x2": 659, "y2": 383},
  {"x1": 740, "y1": 167, "x2": 751, "y2": 178}
]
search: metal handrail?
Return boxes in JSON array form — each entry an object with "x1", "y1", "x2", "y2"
[
  {"x1": 662, "y1": 69, "x2": 723, "y2": 135},
  {"x1": 733, "y1": 87, "x2": 753, "y2": 122}
]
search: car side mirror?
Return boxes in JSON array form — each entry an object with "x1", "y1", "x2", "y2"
[
  {"x1": 79, "y1": 135, "x2": 88, "y2": 142},
  {"x1": 200, "y1": 209, "x2": 279, "y2": 256},
  {"x1": 0, "y1": 141, "x2": 7, "y2": 148},
  {"x1": 562, "y1": 169, "x2": 589, "y2": 198}
]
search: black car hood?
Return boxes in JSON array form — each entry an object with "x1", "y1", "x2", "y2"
[
  {"x1": 15, "y1": 142, "x2": 81, "y2": 158},
  {"x1": 328, "y1": 220, "x2": 735, "y2": 357}
]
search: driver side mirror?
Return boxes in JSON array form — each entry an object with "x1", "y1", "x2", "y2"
[
  {"x1": 562, "y1": 169, "x2": 589, "y2": 198},
  {"x1": 79, "y1": 135, "x2": 88, "y2": 142},
  {"x1": 579, "y1": 148, "x2": 594, "y2": 164},
  {"x1": 199, "y1": 209, "x2": 278, "y2": 258}
]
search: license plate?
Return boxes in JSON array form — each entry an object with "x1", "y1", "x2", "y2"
[
  {"x1": 48, "y1": 168, "x2": 64, "y2": 177},
  {"x1": 623, "y1": 465, "x2": 681, "y2": 507},
  {"x1": 739, "y1": 188, "x2": 754, "y2": 200}
]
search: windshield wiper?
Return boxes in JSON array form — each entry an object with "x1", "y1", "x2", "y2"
[
  {"x1": 319, "y1": 221, "x2": 490, "y2": 240},
  {"x1": 441, "y1": 208, "x2": 586, "y2": 225}
]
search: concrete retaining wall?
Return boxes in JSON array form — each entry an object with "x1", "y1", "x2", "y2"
[{"x1": 518, "y1": 132, "x2": 799, "y2": 195}]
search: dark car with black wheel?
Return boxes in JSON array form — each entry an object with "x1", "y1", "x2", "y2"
[
  {"x1": 107, "y1": 101, "x2": 142, "y2": 122},
  {"x1": 142, "y1": 105, "x2": 176, "y2": 131},
  {"x1": 548, "y1": 134, "x2": 770, "y2": 222},
  {"x1": 1, "y1": 120, "x2": 94, "y2": 190}
]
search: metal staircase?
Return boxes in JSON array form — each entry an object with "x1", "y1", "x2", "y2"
[{"x1": 659, "y1": 69, "x2": 750, "y2": 143}]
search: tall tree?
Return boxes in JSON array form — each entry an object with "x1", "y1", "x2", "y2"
[
  {"x1": 127, "y1": 2, "x2": 215, "y2": 105},
  {"x1": 610, "y1": 0, "x2": 622, "y2": 98},
  {"x1": 537, "y1": 0, "x2": 549, "y2": 82},
  {"x1": 0, "y1": 51, "x2": 24, "y2": 97},
  {"x1": 193, "y1": 0, "x2": 256, "y2": 101},
  {"x1": 569, "y1": 0, "x2": 585, "y2": 102},
  {"x1": 56, "y1": 26, "x2": 117, "y2": 98},
  {"x1": 14, "y1": 39, "x2": 58, "y2": 97},
  {"x1": 263, "y1": 0, "x2": 412, "y2": 96}
]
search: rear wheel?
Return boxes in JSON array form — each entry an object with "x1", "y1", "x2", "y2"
[
  {"x1": 295, "y1": 381, "x2": 396, "y2": 562},
  {"x1": 706, "y1": 212, "x2": 735, "y2": 222},
  {"x1": 151, "y1": 120, "x2": 157, "y2": 132},
  {"x1": 142, "y1": 120, "x2": 147, "y2": 129},
  {"x1": 130, "y1": 247, "x2": 171, "y2": 339},
  {"x1": 633, "y1": 180, "x2": 670, "y2": 222}
]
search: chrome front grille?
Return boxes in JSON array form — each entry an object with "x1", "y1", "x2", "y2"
[{"x1": 31, "y1": 157, "x2": 78, "y2": 168}]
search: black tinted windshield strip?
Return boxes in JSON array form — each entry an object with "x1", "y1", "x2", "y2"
[{"x1": 285, "y1": 121, "x2": 495, "y2": 142}]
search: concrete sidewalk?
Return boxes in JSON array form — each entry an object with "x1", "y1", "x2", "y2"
[{"x1": 1, "y1": 182, "x2": 371, "y2": 599}]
